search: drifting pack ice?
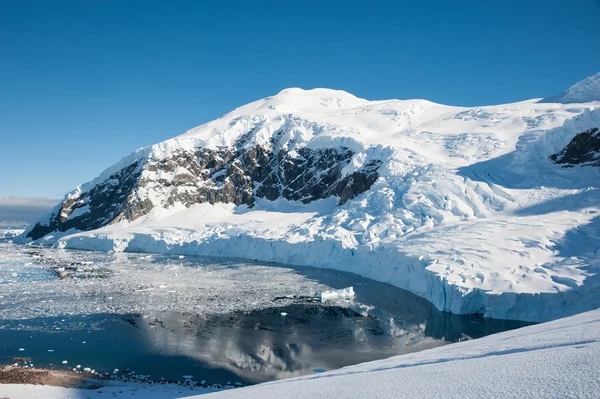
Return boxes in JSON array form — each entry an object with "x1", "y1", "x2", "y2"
[{"x1": 22, "y1": 73, "x2": 600, "y2": 322}]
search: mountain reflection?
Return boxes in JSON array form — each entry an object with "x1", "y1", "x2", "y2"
[{"x1": 135, "y1": 289, "x2": 529, "y2": 382}]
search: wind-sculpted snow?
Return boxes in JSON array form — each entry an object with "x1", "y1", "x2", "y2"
[{"x1": 20, "y1": 74, "x2": 600, "y2": 322}]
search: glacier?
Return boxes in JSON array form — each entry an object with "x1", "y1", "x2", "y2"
[{"x1": 19, "y1": 74, "x2": 600, "y2": 322}]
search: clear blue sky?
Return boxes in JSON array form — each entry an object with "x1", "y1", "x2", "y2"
[{"x1": 1, "y1": 0, "x2": 599, "y2": 198}]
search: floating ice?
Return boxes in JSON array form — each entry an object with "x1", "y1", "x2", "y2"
[
  {"x1": 0, "y1": 242, "x2": 362, "y2": 320},
  {"x1": 319, "y1": 287, "x2": 355, "y2": 303}
]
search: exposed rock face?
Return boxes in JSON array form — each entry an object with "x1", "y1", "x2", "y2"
[
  {"x1": 26, "y1": 133, "x2": 382, "y2": 240},
  {"x1": 549, "y1": 127, "x2": 600, "y2": 167},
  {"x1": 26, "y1": 162, "x2": 145, "y2": 240}
]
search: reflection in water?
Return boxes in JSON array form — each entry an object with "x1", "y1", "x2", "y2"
[
  {"x1": 0, "y1": 302, "x2": 529, "y2": 385},
  {"x1": 135, "y1": 293, "x2": 528, "y2": 383},
  {"x1": 0, "y1": 243, "x2": 531, "y2": 385}
]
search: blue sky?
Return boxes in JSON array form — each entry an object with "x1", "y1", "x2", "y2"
[{"x1": 1, "y1": 0, "x2": 599, "y2": 198}]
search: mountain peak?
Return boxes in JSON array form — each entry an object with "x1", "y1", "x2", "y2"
[
  {"x1": 539, "y1": 72, "x2": 600, "y2": 104},
  {"x1": 268, "y1": 87, "x2": 368, "y2": 110},
  {"x1": 274, "y1": 87, "x2": 357, "y2": 98}
]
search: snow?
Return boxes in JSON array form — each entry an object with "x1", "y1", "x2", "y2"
[
  {"x1": 21, "y1": 76, "x2": 600, "y2": 322},
  {"x1": 2, "y1": 308, "x2": 599, "y2": 398},
  {"x1": 67, "y1": 203, "x2": 90, "y2": 220},
  {"x1": 0, "y1": 381, "x2": 221, "y2": 399},
  {"x1": 1, "y1": 229, "x2": 23, "y2": 239},
  {"x1": 540, "y1": 72, "x2": 600, "y2": 104}
]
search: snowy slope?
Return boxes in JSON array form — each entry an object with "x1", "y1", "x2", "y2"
[
  {"x1": 2, "y1": 308, "x2": 599, "y2": 399},
  {"x1": 0, "y1": 381, "x2": 219, "y2": 399},
  {"x1": 540, "y1": 72, "x2": 600, "y2": 103},
  {"x1": 20, "y1": 74, "x2": 600, "y2": 322}
]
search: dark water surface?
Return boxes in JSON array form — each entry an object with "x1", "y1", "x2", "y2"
[{"x1": 0, "y1": 243, "x2": 531, "y2": 385}]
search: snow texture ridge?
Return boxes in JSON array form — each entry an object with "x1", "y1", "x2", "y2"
[{"x1": 20, "y1": 74, "x2": 600, "y2": 322}]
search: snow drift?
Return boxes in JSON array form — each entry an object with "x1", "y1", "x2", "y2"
[{"x1": 20, "y1": 74, "x2": 600, "y2": 322}]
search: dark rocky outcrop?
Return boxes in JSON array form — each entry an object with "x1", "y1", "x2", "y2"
[
  {"x1": 26, "y1": 162, "x2": 145, "y2": 240},
  {"x1": 146, "y1": 143, "x2": 381, "y2": 208},
  {"x1": 549, "y1": 128, "x2": 600, "y2": 167},
  {"x1": 26, "y1": 132, "x2": 382, "y2": 240}
]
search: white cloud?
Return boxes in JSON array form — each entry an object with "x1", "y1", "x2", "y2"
[
  {"x1": 0, "y1": 197, "x2": 59, "y2": 207},
  {"x1": 0, "y1": 197, "x2": 58, "y2": 227}
]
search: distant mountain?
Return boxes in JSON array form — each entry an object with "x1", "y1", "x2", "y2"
[
  {"x1": 21, "y1": 74, "x2": 600, "y2": 322},
  {"x1": 0, "y1": 196, "x2": 58, "y2": 228},
  {"x1": 539, "y1": 72, "x2": 600, "y2": 104}
]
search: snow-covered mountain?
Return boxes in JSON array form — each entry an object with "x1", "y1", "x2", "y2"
[
  {"x1": 539, "y1": 72, "x2": 600, "y2": 104},
  {"x1": 22, "y1": 74, "x2": 600, "y2": 322}
]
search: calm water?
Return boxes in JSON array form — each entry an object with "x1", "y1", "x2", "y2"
[{"x1": 0, "y1": 242, "x2": 531, "y2": 385}]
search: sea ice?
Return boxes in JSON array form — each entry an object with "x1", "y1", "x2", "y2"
[{"x1": 319, "y1": 287, "x2": 355, "y2": 303}]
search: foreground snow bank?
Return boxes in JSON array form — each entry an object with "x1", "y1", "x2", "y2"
[
  {"x1": 0, "y1": 381, "x2": 220, "y2": 399},
  {"x1": 199, "y1": 308, "x2": 600, "y2": 399}
]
